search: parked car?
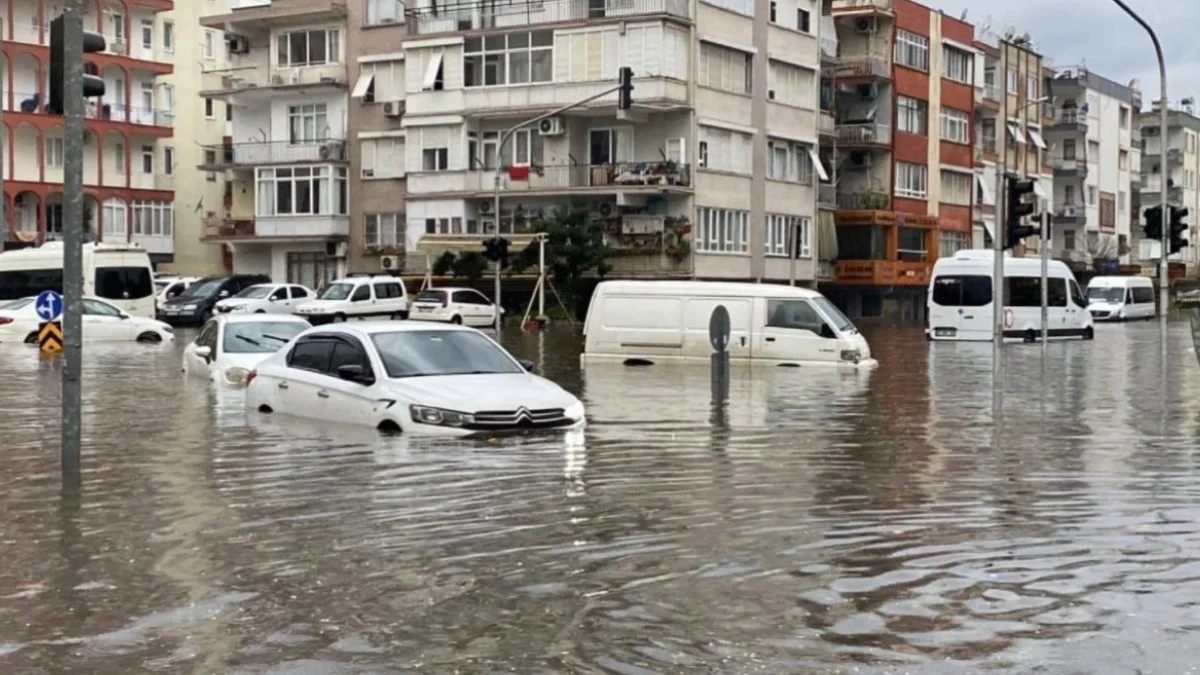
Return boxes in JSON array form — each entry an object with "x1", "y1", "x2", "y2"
[
  {"x1": 215, "y1": 283, "x2": 315, "y2": 315},
  {"x1": 409, "y1": 287, "x2": 503, "y2": 327},
  {"x1": 293, "y1": 275, "x2": 409, "y2": 324},
  {"x1": 244, "y1": 322, "x2": 586, "y2": 436},
  {"x1": 155, "y1": 276, "x2": 200, "y2": 315},
  {"x1": 182, "y1": 313, "x2": 312, "y2": 386},
  {"x1": 158, "y1": 274, "x2": 272, "y2": 326},
  {"x1": 0, "y1": 296, "x2": 174, "y2": 344}
]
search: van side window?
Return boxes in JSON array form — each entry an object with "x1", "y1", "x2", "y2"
[
  {"x1": 766, "y1": 299, "x2": 824, "y2": 333},
  {"x1": 1069, "y1": 280, "x2": 1088, "y2": 308},
  {"x1": 1132, "y1": 287, "x2": 1154, "y2": 303},
  {"x1": 931, "y1": 275, "x2": 991, "y2": 306},
  {"x1": 1005, "y1": 278, "x2": 1043, "y2": 307},
  {"x1": 1047, "y1": 279, "x2": 1068, "y2": 307}
]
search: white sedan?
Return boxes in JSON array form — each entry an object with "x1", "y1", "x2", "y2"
[
  {"x1": 245, "y1": 322, "x2": 586, "y2": 436},
  {"x1": 183, "y1": 314, "x2": 312, "y2": 385},
  {"x1": 409, "y1": 287, "x2": 503, "y2": 327},
  {"x1": 214, "y1": 283, "x2": 314, "y2": 315},
  {"x1": 0, "y1": 296, "x2": 175, "y2": 344}
]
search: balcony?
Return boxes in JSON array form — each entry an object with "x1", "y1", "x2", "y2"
[
  {"x1": 834, "y1": 56, "x2": 890, "y2": 80},
  {"x1": 836, "y1": 190, "x2": 890, "y2": 211},
  {"x1": 202, "y1": 0, "x2": 349, "y2": 29},
  {"x1": 1050, "y1": 109, "x2": 1088, "y2": 129},
  {"x1": 4, "y1": 91, "x2": 174, "y2": 132},
  {"x1": 836, "y1": 123, "x2": 890, "y2": 148},
  {"x1": 202, "y1": 215, "x2": 350, "y2": 241},
  {"x1": 408, "y1": 0, "x2": 691, "y2": 35},
  {"x1": 982, "y1": 84, "x2": 999, "y2": 102},
  {"x1": 975, "y1": 136, "x2": 997, "y2": 160},
  {"x1": 818, "y1": 110, "x2": 836, "y2": 137},
  {"x1": 408, "y1": 161, "x2": 693, "y2": 197},
  {"x1": 198, "y1": 140, "x2": 349, "y2": 170},
  {"x1": 1141, "y1": 183, "x2": 1183, "y2": 203},
  {"x1": 818, "y1": 183, "x2": 837, "y2": 209},
  {"x1": 409, "y1": 77, "x2": 689, "y2": 117},
  {"x1": 832, "y1": 0, "x2": 893, "y2": 14},
  {"x1": 1050, "y1": 156, "x2": 1087, "y2": 176},
  {"x1": 1052, "y1": 206, "x2": 1085, "y2": 227},
  {"x1": 835, "y1": 260, "x2": 929, "y2": 286},
  {"x1": 199, "y1": 65, "x2": 348, "y2": 99}
]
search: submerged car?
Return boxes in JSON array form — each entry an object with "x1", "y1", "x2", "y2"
[
  {"x1": 183, "y1": 313, "x2": 312, "y2": 386},
  {"x1": 0, "y1": 296, "x2": 174, "y2": 344},
  {"x1": 244, "y1": 322, "x2": 586, "y2": 436}
]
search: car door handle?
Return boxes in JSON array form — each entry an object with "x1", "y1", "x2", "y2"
[
  {"x1": 278, "y1": 382, "x2": 289, "y2": 389},
  {"x1": 317, "y1": 390, "x2": 330, "y2": 399},
  {"x1": 765, "y1": 337, "x2": 776, "y2": 342}
]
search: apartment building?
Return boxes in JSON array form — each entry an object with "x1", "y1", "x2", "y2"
[
  {"x1": 1044, "y1": 67, "x2": 1141, "y2": 268},
  {"x1": 971, "y1": 36, "x2": 1053, "y2": 259},
  {"x1": 390, "y1": 0, "x2": 828, "y2": 284},
  {"x1": 1, "y1": 0, "x2": 176, "y2": 263},
  {"x1": 824, "y1": 0, "x2": 975, "y2": 322},
  {"x1": 1137, "y1": 105, "x2": 1200, "y2": 269},
  {"x1": 199, "y1": 0, "x2": 352, "y2": 289}
]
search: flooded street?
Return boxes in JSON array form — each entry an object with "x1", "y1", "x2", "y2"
[{"x1": 3, "y1": 321, "x2": 1200, "y2": 673}]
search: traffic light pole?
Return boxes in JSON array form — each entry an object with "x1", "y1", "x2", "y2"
[
  {"x1": 1040, "y1": 209, "x2": 1049, "y2": 345},
  {"x1": 60, "y1": 0, "x2": 86, "y2": 485},
  {"x1": 489, "y1": 82, "x2": 624, "y2": 339}
]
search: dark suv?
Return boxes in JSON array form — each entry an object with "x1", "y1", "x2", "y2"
[{"x1": 159, "y1": 274, "x2": 271, "y2": 326}]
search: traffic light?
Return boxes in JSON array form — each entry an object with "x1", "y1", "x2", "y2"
[
  {"x1": 483, "y1": 237, "x2": 510, "y2": 269},
  {"x1": 617, "y1": 67, "x2": 634, "y2": 111},
  {"x1": 1143, "y1": 205, "x2": 1164, "y2": 240},
  {"x1": 1004, "y1": 173, "x2": 1037, "y2": 250},
  {"x1": 1169, "y1": 205, "x2": 1189, "y2": 255},
  {"x1": 49, "y1": 15, "x2": 107, "y2": 116}
]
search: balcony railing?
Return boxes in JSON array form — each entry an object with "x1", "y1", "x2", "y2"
[
  {"x1": 412, "y1": 161, "x2": 692, "y2": 193},
  {"x1": 204, "y1": 64, "x2": 348, "y2": 93},
  {"x1": 1050, "y1": 156, "x2": 1086, "y2": 173},
  {"x1": 834, "y1": 56, "x2": 890, "y2": 79},
  {"x1": 1041, "y1": 101, "x2": 1055, "y2": 120},
  {"x1": 982, "y1": 84, "x2": 999, "y2": 102},
  {"x1": 203, "y1": 218, "x2": 256, "y2": 239},
  {"x1": 6, "y1": 91, "x2": 174, "y2": 128},
  {"x1": 977, "y1": 136, "x2": 997, "y2": 156},
  {"x1": 364, "y1": 0, "x2": 404, "y2": 25},
  {"x1": 199, "y1": 140, "x2": 348, "y2": 168},
  {"x1": 818, "y1": 111, "x2": 836, "y2": 136},
  {"x1": 836, "y1": 190, "x2": 890, "y2": 210},
  {"x1": 836, "y1": 260, "x2": 929, "y2": 286},
  {"x1": 409, "y1": 0, "x2": 691, "y2": 34},
  {"x1": 1053, "y1": 109, "x2": 1087, "y2": 125},
  {"x1": 832, "y1": 0, "x2": 893, "y2": 11},
  {"x1": 836, "y1": 123, "x2": 889, "y2": 145},
  {"x1": 818, "y1": 183, "x2": 837, "y2": 208}
]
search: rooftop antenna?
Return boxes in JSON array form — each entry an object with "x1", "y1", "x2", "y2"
[{"x1": 959, "y1": 9, "x2": 967, "y2": 21}]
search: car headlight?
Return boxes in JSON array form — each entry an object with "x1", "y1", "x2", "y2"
[
  {"x1": 409, "y1": 405, "x2": 475, "y2": 427},
  {"x1": 840, "y1": 349, "x2": 861, "y2": 363},
  {"x1": 224, "y1": 367, "x2": 249, "y2": 385},
  {"x1": 563, "y1": 399, "x2": 585, "y2": 421},
  {"x1": 182, "y1": 304, "x2": 197, "y2": 311}
]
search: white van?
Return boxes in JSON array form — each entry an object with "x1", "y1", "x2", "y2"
[
  {"x1": 581, "y1": 280, "x2": 876, "y2": 369},
  {"x1": 1085, "y1": 275, "x2": 1156, "y2": 321},
  {"x1": 0, "y1": 241, "x2": 157, "y2": 318},
  {"x1": 927, "y1": 249, "x2": 1094, "y2": 342}
]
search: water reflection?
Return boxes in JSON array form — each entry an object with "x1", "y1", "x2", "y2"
[{"x1": 1, "y1": 323, "x2": 1200, "y2": 672}]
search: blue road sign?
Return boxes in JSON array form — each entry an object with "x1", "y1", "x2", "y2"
[{"x1": 35, "y1": 290, "x2": 63, "y2": 322}]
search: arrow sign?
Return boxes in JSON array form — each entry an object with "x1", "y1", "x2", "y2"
[{"x1": 35, "y1": 290, "x2": 63, "y2": 322}]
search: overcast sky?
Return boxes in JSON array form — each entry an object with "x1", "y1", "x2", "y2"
[{"x1": 926, "y1": 0, "x2": 1200, "y2": 109}]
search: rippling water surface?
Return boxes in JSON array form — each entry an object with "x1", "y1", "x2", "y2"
[{"x1": 2, "y1": 321, "x2": 1200, "y2": 674}]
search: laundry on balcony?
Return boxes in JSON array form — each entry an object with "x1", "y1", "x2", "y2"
[
  {"x1": 610, "y1": 161, "x2": 690, "y2": 187},
  {"x1": 507, "y1": 165, "x2": 531, "y2": 181}
]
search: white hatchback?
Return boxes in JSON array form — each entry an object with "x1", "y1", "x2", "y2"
[
  {"x1": 183, "y1": 313, "x2": 312, "y2": 386},
  {"x1": 0, "y1": 296, "x2": 175, "y2": 344},
  {"x1": 245, "y1": 322, "x2": 586, "y2": 436},
  {"x1": 409, "y1": 287, "x2": 502, "y2": 327},
  {"x1": 215, "y1": 283, "x2": 314, "y2": 315},
  {"x1": 293, "y1": 275, "x2": 409, "y2": 324}
]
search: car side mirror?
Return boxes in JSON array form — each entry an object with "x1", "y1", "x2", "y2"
[
  {"x1": 819, "y1": 324, "x2": 837, "y2": 340},
  {"x1": 195, "y1": 345, "x2": 212, "y2": 360},
  {"x1": 118, "y1": 312, "x2": 130, "y2": 320},
  {"x1": 218, "y1": 290, "x2": 230, "y2": 298},
  {"x1": 336, "y1": 364, "x2": 374, "y2": 385},
  {"x1": 519, "y1": 359, "x2": 536, "y2": 373}
]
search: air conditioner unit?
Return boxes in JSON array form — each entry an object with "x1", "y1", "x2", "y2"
[
  {"x1": 538, "y1": 117, "x2": 565, "y2": 136},
  {"x1": 855, "y1": 17, "x2": 875, "y2": 34},
  {"x1": 272, "y1": 75, "x2": 286, "y2": 86},
  {"x1": 478, "y1": 200, "x2": 494, "y2": 215},
  {"x1": 1063, "y1": 206, "x2": 1077, "y2": 217},
  {"x1": 318, "y1": 143, "x2": 338, "y2": 160},
  {"x1": 361, "y1": 168, "x2": 375, "y2": 178},
  {"x1": 227, "y1": 36, "x2": 250, "y2": 54},
  {"x1": 850, "y1": 151, "x2": 871, "y2": 167},
  {"x1": 481, "y1": 219, "x2": 497, "y2": 234},
  {"x1": 595, "y1": 202, "x2": 616, "y2": 218},
  {"x1": 383, "y1": 100, "x2": 405, "y2": 117},
  {"x1": 380, "y1": 255, "x2": 401, "y2": 271}
]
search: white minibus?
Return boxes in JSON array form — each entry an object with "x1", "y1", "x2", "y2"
[
  {"x1": 1085, "y1": 275, "x2": 1156, "y2": 321},
  {"x1": 927, "y1": 250, "x2": 1094, "y2": 342},
  {"x1": 581, "y1": 280, "x2": 876, "y2": 369},
  {"x1": 0, "y1": 241, "x2": 157, "y2": 318}
]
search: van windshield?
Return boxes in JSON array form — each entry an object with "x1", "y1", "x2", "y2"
[
  {"x1": 0, "y1": 269, "x2": 63, "y2": 301},
  {"x1": 811, "y1": 296, "x2": 855, "y2": 333},
  {"x1": 94, "y1": 267, "x2": 153, "y2": 300},
  {"x1": 1087, "y1": 287, "x2": 1125, "y2": 303}
]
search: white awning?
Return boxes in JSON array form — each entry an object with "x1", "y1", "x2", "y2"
[
  {"x1": 981, "y1": 220, "x2": 995, "y2": 240},
  {"x1": 975, "y1": 172, "x2": 995, "y2": 205},
  {"x1": 807, "y1": 146, "x2": 829, "y2": 182},
  {"x1": 421, "y1": 52, "x2": 444, "y2": 91},
  {"x1": 1027, "y1": 128, "x2": 1047, "y2": 149},
  {"x1": 351, "y1": 71, "x2": 375, "y2": 98},
  {"x1": 1033, "y1": 177, "x2": 1049, "y2": 200},
  {"x1": 1007, "y1": 122, "x2": 1025, "y2": 144}
]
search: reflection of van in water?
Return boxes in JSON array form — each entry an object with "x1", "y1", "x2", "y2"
[
  {"x1": 581, "y1": 280, "x2": 876, "y2": 369},
  {"x1": 0, "y1": 241, "x2": 157, "y2": 318},
  {"x1": 927, "y1": 250, "x2": 1094, "y2": 342},
  {"x1": 1085, "y1": 275, "x2": 1156, "y2": 321}
]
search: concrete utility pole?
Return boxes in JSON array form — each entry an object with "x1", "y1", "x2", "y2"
[
  {"x1": 61, "y1": 0, "x2": 86, "y2": 483},
  {"x1": 992, "y1": 41, "x2": 1009, "y2": 366}
]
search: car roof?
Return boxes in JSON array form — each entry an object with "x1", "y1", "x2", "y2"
[
  {"x1": 594, "y1": 279, "x2": 825, "y2": 299},
  {"x1": 302, "y1": 321, "x2": 478, "y2": 337},
  {"x1": 219, "y1": 313, "x2": 311, "y2": 324},
  {"x1": 417, "y1": 287, "x2": 474, "y2": 293}
]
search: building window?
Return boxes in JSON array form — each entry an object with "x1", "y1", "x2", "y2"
[
  {"x1": 769, "y1": 1, "x2": 776, "y2": 22},
  {"x1": 102, "y1": 199, "x2": 128, "y2": 239},
  {"x1": 1119, "y1": 149, "x2": 1129, "y2": 170},
  {"x1": 699, "y1": 42, "x2": 753, "y2": 95},
  {"x1": 131, "y1": 201, "x2": 173, "y2": 236},
  {"x1": 767, "y1": 60, "x2": 815, "y2": 107},
  {"x1": 203, "y1": 30, "x2": 214, "y2": 59},
  {"x1": 141, "y1": 145, "x2": 154, "y2": 174},
  {"x1": 897, "y1": 226, "x2": 927, "y2": 261},
  {"x1": 698, "y1": 126, "x2": 752, "y2": 174},
  {"x1": 163, "y1": 147, "x2": 174, "y2": 175},
  {"x1": 696, "y1": 207, "x2": 749, "y2": 253},
  {"x1": 360, "y1": 137, "x2": 405, "y2": 178},
  {"x1": 277, "y1": 29, "x2": 340, "y2": 67},
  {"x1": 894, "y1": 30, "x2": 929, "y2": 71},
  {"x1": 939, "y1": 231, "x2": 969, "y2": 257},
  {"x1": 365, "y1": 213, "x2": 403, "y2": 247},
  {"x1": 1118, "y1": 190, "x2": 1126, "y2": 212},
  {"x1": 940, "y1": 170, "x2": 972, "y2": 205},
  {"x1": 424, "y1": 217, "x2": 464, "y2": 234},
  {"x1": 765, "y1": 214, "x2": 811, "y2": 258},
  {"x1": 797, "y1": 8, "x2": 810, "y2": 32},
  {"x1": 463, "y1": 31, "x2": 553, "y2": 87},
  {"x1": 163, "y1": 21, "x2": 174, "y2": 53},
  {"x1": 1062, "y1": 138, "x2": 1076, "y2": 160},
  {"x1": 942, "y1": 46, "x2": 972, "y2": 84},
  {"x1": 940, "y1": 108, "x2": 969, "y2": 144},
  {"x1": 115, "y1": 142, "x2": 125, "y2": 172},
  {"x1": 288, "y1": 104, "x2": 329, "y2": 143},
  {"x1": 255, "y1": 166, "x2": 349, "y2": 217},
  {"x1": 1063, "y1": 185, "x2": 1076, "y2": 206},
  {"x1": 422, "y1": 148, "x2": 449, "y2": 171},
  {"x1": 45, "y1": 137, "x2": 64, "y2": 168},
  {"x1": 1119, "y1": 106, "x2": 1130, "y2": 128},
  {"x1": 365, "y1": 0, "x2": 404, "y2": 25},
  {"x1": 766, "y1": 140, "x2": 815, "y2": 184},
  {"x1": 897, "y1": 96, "x2": 927, "y2": 135},
  {"x1": 204, "y1": 98, "x2": 214, "y2": 119},
  {"x1": 1006, "y1": 68, "x2": 1018, "y2": 94},
  {"x1": 895, "y1": 162, "x2": 928, "y2": 199},
  {"x1": 1087, "y1": 185, "x2": 1097, "y2": 205},
  {"x1": 1064, "y1": 230, "x2": 1076, "y2": 250},
  {"x1": 1026, "y1": 76, "x2": 1038, "y2": 99}
]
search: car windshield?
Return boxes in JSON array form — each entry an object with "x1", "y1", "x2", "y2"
[
  {"x1": 223, "y1": 321, "x2": 308, "y2": 354},
  {"x1": 811, "y1": 296, "x2": 855, "y2": 333},
  {"x1": 1087, "y1": 287, "x2": 1125, "y2": 303},
  {"x1": 370, "y1": 330, "x2": 524, "y2": 378},
  {"x1": 180, "y1": 279, "x2": 225, "y2": 298},
  {"x1": 320, "y1": 283, "x2": 355, "y2": 300},
  {"x1": 236, "y1": 285, "x2": 273, "y2": 299},
  {"x1": 416, "y1": 290, "x2": 447, "y2": 303}
]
